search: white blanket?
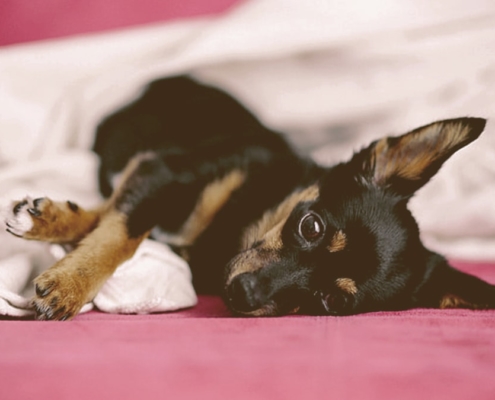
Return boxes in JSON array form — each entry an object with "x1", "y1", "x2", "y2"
[{"x1": 1, "y1": 0, "x2": 495, "y2": 316}]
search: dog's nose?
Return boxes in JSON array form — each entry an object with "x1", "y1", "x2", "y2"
[{"x1": 227, "y1": 273, "x2": 265, "y2": 313}]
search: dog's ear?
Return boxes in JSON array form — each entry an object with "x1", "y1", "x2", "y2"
[
  {"x1": 355, "y1": 117, "x2": 486, "y2": 196},
  {"x1": 414, "y1": 254, "x2": 495, "y2": 310}
]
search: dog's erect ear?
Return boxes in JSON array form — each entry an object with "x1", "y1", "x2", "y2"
[
  {"x1": 356, "y1": 117, "x2": 486, "y2": 196},
  {"x1": 415, "y1": 254, "x2": 495, "y2": 310}
]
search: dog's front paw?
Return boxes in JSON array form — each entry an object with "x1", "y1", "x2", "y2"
[
  {"x1": 5, "y1": 197, "x2": 83, "y2": 242},
  {"x1": 32, "y1": 267, "x2": 88, "y2": 321},
  {"x1": 5, "y1": 197, "x2": 46, "y2": 238}
]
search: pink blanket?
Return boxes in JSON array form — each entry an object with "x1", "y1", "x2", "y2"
[
  {"x1": 2, "y1": 2, "x2": 495, "y2": 399},
  {"x1": 1, "y1": 261, "x2": 495, "y2": 400},
  {"x1": 0, "y1": 0, "x2": 242, "y2": 46}
]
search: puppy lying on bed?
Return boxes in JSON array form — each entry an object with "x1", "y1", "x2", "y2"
[{"x1": 5, "y1": 76, "x2": 495, "y2": 320}]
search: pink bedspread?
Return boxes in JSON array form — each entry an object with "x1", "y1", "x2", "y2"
[
  {"x1": 0, "y1": 0, "x2": 243, "y2": 46},
  {"x1": 2, "y1": 2, "x2": 495, "y2": 399},
  {"x1": 1, "y1": 261, "x2": 495, "y2": 400}
]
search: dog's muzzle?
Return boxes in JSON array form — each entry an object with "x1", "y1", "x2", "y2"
[{"x1": 227, "y1": 272, "x2": 276, "y2": 316}]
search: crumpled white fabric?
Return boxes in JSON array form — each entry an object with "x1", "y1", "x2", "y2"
[
  {"x1": 0, "y1": 151, "x2": 196, "y2": 317},
  {"x1": 1, "y1": 0, "x2": 495, "y2": 317},
  {"x1": 92, "y1": 240, "x2": 197, "y2": 314},
  {"x1": 0, "y1": 254, "x2": 36, "y2": 317},
  {"x1": 0, "y1": 240, "x2": 197, "y2": 317}
]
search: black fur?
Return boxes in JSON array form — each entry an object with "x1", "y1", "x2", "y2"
[
  {"x1": 94, "y1": 76, "x2": 317, "y2": 294},
  {"x1": 93, "y1": 75, "x2": 494, "y2": 316}
]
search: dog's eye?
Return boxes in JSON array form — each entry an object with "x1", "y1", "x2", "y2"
[{"x1": 298, "y1": 213, "x2": 324, "y2": 242}]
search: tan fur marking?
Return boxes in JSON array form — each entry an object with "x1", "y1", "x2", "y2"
[
  {"x1": 335, "y1": 277, "x2": 358, "y2": 295},
  {"x1": 226, "y1": 185, "x2": 320, "y2": 286},
  {"x1": 327, "y1": 230, "x2": 347, "y2": 253},
  {"x1": 33, "y1": 211, "x2": 149, "y2": 319},
  {"x1": 241, "y1": 184, "x2": 320, "y2": 251},
  {"x1": 372, "y1": 122, "x2": 471, "y2": 185},
  {"x1": 76, "y1": 211, "x2": 147, "y2": 273},
  {"x1": 439, "y1": 294, "x2": 476, "y2": 309},
  {"x1": 22, "y1": 199, "x2": 102, "y2": 244},
  {"x1": 169, "y1": 169, "x2": 246, "y2": 247},
  {"x1": 289, "y1": 306, "x2": 301, "y2": 315},
  {"x1": 108, "y1": 151, "x2": 157, "y2": 203},
  {"x1": 261, "y1": 221, "x2": 285, "y2": 251},
  {"x1": 225, "y1": 248, "x2": 279, "y2": 286},
  {"x1": 237, "y1": 302, "x2": 278, "y2": 317}
]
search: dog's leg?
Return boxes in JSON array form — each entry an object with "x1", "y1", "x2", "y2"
[
  {"x1": 32, "y1": 210, "x2": 148, "y2": 320},
  {"x1": 415, "y1": 253, "x2": 495, "y2": 310},
  {"x1": 6, "y1": 197, "x2": 102, "y2": 245},
  {"x1": 27, "y1": 153, "x2": 175, "y2": 320}
]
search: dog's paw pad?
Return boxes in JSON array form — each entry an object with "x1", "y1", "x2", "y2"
[
  {"x1": 5, "y1": 197, "x2": 47, "y2": 237},
  {"x1": 33, "y1": 272, "x2": 84, "y2": 321},
  {"x1": 5, "y1": 196, "x2": 90, "y2": 244}
]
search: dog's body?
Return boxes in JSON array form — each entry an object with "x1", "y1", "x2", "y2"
[{"x1": 5, "y1": 76, "x2": 495, "y2": 320}]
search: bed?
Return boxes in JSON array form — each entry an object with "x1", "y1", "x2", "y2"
[{"x1": 1, "y1": 1, "x2": 495, "y2": 399}]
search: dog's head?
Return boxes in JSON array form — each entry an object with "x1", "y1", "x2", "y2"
[{"x1": 225, "y1": 117, "x2": 491, "y2": 316}]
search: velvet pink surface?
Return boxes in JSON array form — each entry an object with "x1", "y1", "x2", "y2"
[
  {"x1": 0, "y1": 0, "x2": 243, "y2": 46},
  {"x1": 2, "y1": 3, "x2": 495, "y2": 399},
  {"x1": 1, "y1": 261, "x2": 495, "y2": 400}
]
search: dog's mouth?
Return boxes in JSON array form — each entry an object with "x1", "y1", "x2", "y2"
[
  {"x1": 225, "y1": 272, "x2": 353, "y2": 317},
  {"x1": 228, "y1": 300, "x2": 302, "y2": 317},
  {"x1": 229, "y1": 300, "x2": 278, "y2": 317},
  {"x1": 225, "y1": 272, "x2": 305, "y2": 316}
]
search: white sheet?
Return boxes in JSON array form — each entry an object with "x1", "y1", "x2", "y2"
[{"x1": 1, "y1": 0, "x2": 495, "y2": 316}]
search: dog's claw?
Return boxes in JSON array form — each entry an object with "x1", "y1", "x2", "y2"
[
  {"x1": 32, "y1": 267, "x2": 86, "y2": 321},
  {"x1": 44, "y1": 308, "x2": 54, "y2": 320},
  {"x1": 35, "y1": 283, "x2": 53, "y2": 298},
  {"x1": 33, "y1": 198, "x2": 44, "y2": 208},
  {"x1": 13, "y1": 200, "x2": 28, "y2": 215},
  {"x1": 27, "y1": 208, "x2": 41, "y2": 217},
  {"x1": 33, "y1": 302, "x2": 46, "y2": 319},
  {"x1": 67, "y1": 201, "x2": 79, "y2": 212},
  {"x1": 5, "y1": 228, "x2": 22, "y2": 238},
  {"x1": 50, "y1": 296, "x2": 58, "y2": 305}
]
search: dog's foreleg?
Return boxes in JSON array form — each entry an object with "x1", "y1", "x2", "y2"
[
  {"x1": 32, "y1": 210, "x2": 149, "y2": 320},
  {"x1": 29, "y1": 153, "x2": 171, "y2": 320}
]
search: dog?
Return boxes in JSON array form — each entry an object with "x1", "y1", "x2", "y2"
[{"x1": 5, "y1": 75, "x2": 495, "y2": 320}]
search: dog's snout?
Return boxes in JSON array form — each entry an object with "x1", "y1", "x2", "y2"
[{"x1": 227, "y1": 273, "x2": 265, "y2": 313}]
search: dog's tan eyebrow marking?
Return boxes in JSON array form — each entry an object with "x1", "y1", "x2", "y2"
[
  {"x1": 167, "y1": 169, "x2": 246, "y2": 247},
  {"x1": 335, "y1": 277, "x2": 357, "y2": 295},
  {"x1": 327, "y1": 230, "x2": 347, "y2": 253},
  {"x1": 226, "y1": 184, "x2": 319, "y2": 286},
  {"x1": 225, "y1": 247, "x2": 280, "y2": 286},
  {"x1": 240, "y1": 184, "x2": 320, "y2": 251}
]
